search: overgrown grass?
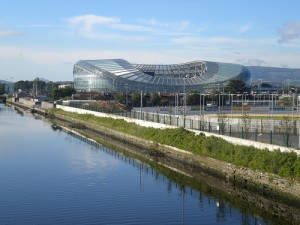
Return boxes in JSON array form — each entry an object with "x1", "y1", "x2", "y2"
[{"x1": 50, "y1": 108, "x2": 300, "y2": 181}]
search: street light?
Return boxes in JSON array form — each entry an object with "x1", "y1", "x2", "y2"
[
  {"x1": 140, "y1": 91, "x2": 143, "y2": 120},
  {"x1": 125, "y1": 83, "x2": 128, "y2": 106},
  {"x1": 257, "y1": 79, "x2": 263, "y2": 94},
  {"x1": 183, "y1": 78, "x2": 186, "y2": 128}
]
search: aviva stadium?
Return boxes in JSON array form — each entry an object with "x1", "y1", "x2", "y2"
[{"x1": 73, "y1": 59, "x2": 251, "y2": 93}]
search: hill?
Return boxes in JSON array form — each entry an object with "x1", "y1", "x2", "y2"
[{"x1": 247, "y1": 66, "x2": 300, "y2": 86}]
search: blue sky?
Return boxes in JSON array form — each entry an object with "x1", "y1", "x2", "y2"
[{"x1": 0, "y1": 0, "x2": 300, "y2": 81}]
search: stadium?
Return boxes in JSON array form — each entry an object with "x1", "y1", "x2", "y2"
[{"x1": 73, "y1": 59, "x2": 251, "y2": 93}]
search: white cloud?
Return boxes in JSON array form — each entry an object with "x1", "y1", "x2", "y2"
[
  {"x1": 0, "y1": 30, "x2": 21, "y2": 37},
  {"x1": 278, "y1": 21, "x2": 300, "y2": 43},
  {"x1": 66, "y1": 15, "x2": 195, "y2": 42},
  {"x1": 172, "y1": 36, "x2": 246, "y2": 44},
  {"x1": 109, "y1": 23, "x2": 154, "y2": 32},
  {"x1": 66, "y1": 14, "x2": 155, "y2": 41},
  {"x1": 67, "y1": 14, "x2": 120, "y2": 30},
  {"x1": 236, "y1": 58, "x2": 267, "y2": 66},
  {"x1": 143, "y1": 18, "x2": 190, "y2": 31},
  {"x1": 238, "y1": 21, "x2": 254, "y2": 34}
]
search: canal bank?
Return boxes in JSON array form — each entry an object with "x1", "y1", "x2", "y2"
[
  {"x1": 6, "y1": 101, "x2": 300, "y2": 219},
  {"x1": 46, "y1": 113, "x2": 300, "y2": 223}
]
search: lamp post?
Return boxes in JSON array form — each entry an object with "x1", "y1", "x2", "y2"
[
  {"x1": 140, "y1": 91, "x2": 143, "y2": 120},
  {"x1": 218, "y1": 93, "x2": 221, "y2": 115},
  {"x1": 199, "y1": 92, "x2": 202, "y2": 115},
  {"x1": 183, "y1": 78, "x2": 186, "y2": 128},
  {"x1": 125, "y1": 83, "x2": 128, "y2": 106},
  {"x1": 231, "y1": 94, "x2": 233, "y2": 119}
]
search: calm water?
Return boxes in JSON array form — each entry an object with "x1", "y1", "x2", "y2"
[{"x1": 0, "y1": 104, "x2": 274, "y2": 224}]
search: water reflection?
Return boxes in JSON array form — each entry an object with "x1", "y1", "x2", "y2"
[
  {"x1": 64, "y1": 131, "x2": 268, "y2": 225},
  {"x1": 0, "y1": 104, "x2": 294, "y2": 225}
]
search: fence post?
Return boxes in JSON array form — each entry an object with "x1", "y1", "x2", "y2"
[
  {"x1": 255, "y1": 128, "x2": 258, "y2": 141},
  {"x1": 200, "y1": 121, "x2": 202, "y2": 131},
  {"x1": 242, "y1": 127, "x2": 244, "y2": 139},
  {"x1": 270, "y1": 131, "x2": 273, "y2": 144},
  {"x1": 209, "y1": 122, "x2": 211, "y2": 133},
  {"x1": 230, "y1": 125, "x2": 232, "y2": 137}
]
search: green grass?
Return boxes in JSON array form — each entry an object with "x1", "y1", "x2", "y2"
[{"x1": 50, "y1": 108, "x2": 300, "y2": 181}]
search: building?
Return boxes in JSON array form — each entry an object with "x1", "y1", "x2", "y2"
[
  {"x1": 73, "y1": 59, "x2": 251, "y2": 94},
  {"x1": 58, "y1": 84, "x2": 73, "y2": 89}
]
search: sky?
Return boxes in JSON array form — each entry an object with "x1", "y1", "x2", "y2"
[{"x1": 0, "y1": 0, "x2": 300, "y2": 82}]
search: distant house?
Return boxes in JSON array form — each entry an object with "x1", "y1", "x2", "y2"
[
  {"x1": 58, "y1": 84, "x2": 73, "y2": 89},
  {"x1": 32, "y1": 96, "x2": 50, "y2": 102},
  {"x1": 14, "y1": 91, "x2": 29, "y2": 99}
]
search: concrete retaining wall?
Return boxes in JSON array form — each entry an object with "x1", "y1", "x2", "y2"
[
  {"x1": 41, "y1": 102, "x2": 54, "y2": 109},
  {"x1": 19, "y1": 98, "x2": 35, "y2": 107}
]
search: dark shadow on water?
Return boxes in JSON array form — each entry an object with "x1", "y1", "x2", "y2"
[{"x1": 63, "y1": 129, "x2": 298, "y2": 225}]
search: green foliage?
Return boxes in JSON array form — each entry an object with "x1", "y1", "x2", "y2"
[
  {"x1": 241, "y1": 113, "x2": 251, "y2": 138},
  {"x1": 52, "y1": 108, "x2": 300, "y2": 181},
  {"x1": 224, "y1": 79, "x2": 250, "y2": 94},
  {"x1": 277, "y1": 96, "x2": 293, "y2": 107},
  {"x1": 51, "y1": 87, "x2": 75, "y2": 100},
  {"x1": 114, "y1": 93, "x2": 125, "y2": 103},
  {"x1": 14, "y1": 79, "x2": 59, "y2": 94},
  {"x1": 150, "y1": 92, "x2": 161, "y2": 106},
  {"x1": 217, "y1": 111, "x2": 228, "y2": 134},
  {"x1": 280, "y1": 116, "x2": 293, "y2": 147},
  {"x1": 0, "y1": 83, "x2": 5, "y2": 95},
  {"x1": 186, "y1": 91, "x2": 199, "y2": 105},
  {"x1": 130, "y1": 92, "x2": 146, "y2": 107}
]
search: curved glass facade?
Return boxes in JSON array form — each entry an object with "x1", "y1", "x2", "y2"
[{"x1": 73, "y1": 59, "x2": 251, "y2": 93}]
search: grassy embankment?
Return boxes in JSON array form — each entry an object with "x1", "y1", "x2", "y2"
[{"x1": 50, "y1": 108, "x2": 300, "y2": 181}]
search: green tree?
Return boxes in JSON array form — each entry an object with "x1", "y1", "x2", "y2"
[
  {"x1": 0, "y1": 83, "x2": 5, "y2": 95},
  {"x1": 150, "y1": 92, "x2": 161, "y2": 106},
  {"x1": 114, "y1": 93, "x2": 125, "y2": 103},
  {"x1": 51, "y1": 87, "x2": 76, "y2": 100},
  {"x1": 241, "y1": 113, "x2": 252, "y2": 138},
  {"x1": 186, "y1": 91, "x2": 199, "y2": 105},
  {"x1": 280, "y1": 116, "x2": 293, "y2": 147},
  {"x1": 225, "y1": 80, "x2": 249, "y2": 94},
  {"x1": 217, "y1": 111, "x2": 228, "y2": 135},
  {"x1": 130, "y1": 92, "x2": 146, "y2": 107},
  {"x1": 277, "y1": 96, "x2": 293, "y2": 107}
]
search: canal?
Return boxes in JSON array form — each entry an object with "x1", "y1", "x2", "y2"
[{"x1": 0, "y1": 104, "x2": 291, "y2": 224}]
